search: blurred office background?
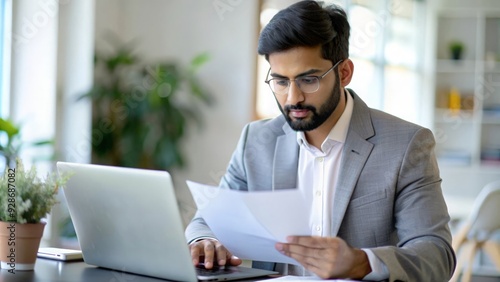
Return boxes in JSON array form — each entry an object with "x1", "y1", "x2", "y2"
[{"x1": 1, "y1": 0, "x2": 500, "y2": 277}]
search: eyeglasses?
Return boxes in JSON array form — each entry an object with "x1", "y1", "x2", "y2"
[{"x1": 264, "y1": 60, "x2": 343, "y2": 96}]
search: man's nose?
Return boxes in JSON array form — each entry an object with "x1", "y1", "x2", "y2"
[{"x1": 286, "y1": 81, "x2": 305, "y2": 105}]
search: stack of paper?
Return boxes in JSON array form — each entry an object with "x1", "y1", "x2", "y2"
[{"x1": 187, "y1": 181, "x2": 310, "y2": 265}]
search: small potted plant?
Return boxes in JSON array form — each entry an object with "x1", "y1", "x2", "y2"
[
  {"x1": 449, "y1": 40, "x2": 465, "y2": 60},
  {"x1": 0, "y1": 159, "x2": 71, "y2": 272}
]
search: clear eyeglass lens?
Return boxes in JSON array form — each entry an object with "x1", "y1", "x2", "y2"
[{"x1": 270, "y1": 77, "x2": 320, "y2": 95}]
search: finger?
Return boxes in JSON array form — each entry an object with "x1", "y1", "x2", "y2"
[
  {"x1": 229, "y1": 255, "x2": 243, "y2": 266},
  {"x1": 277, "y1": 242, "x2": 307, "y2": 260},
  {"x1": 214, "y1": 244, "x2": 242, "y2": 266},
  {"x1": 279, "y1": 241, "x2": 322, "y2": 259},
  {"x1": 277, "y1": 242, "x2": 336, "y2": 279},
  {"x1": 190, "y1": 243, "x2": 201, "y2": 266},
  {"x1": 202, "y1": 240, "x2": 217, "y2": 269},
  {"x1": 214, "y1": 242, "x2": 228, "y2": 266},
  {"x1": 287, "y1": 235, "x2": 326, "y2": 248},
  {"x1": 277, "y1": 242, "x2": 319, "y2": 271}
]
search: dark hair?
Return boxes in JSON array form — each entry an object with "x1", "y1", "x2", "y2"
[{"x1": 257, "y1": 0, "x2": 350, "y2": 63}]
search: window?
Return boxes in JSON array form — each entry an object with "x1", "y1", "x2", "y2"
[
  {"x1": 0, "y1": 0, "x2": 11, "y2": 117},
  {"x1": 349, "y1": 0, "x2": 425, "y2": 124},
  {"x1": 255, "y1": 0, "x2": 427, "y2": 125}
]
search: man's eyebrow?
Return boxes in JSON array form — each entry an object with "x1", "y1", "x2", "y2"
[{"x1": 270, "y1": 68, "x2": 321, "y2": 78}]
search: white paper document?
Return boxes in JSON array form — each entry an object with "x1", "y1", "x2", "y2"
[
  {"x1": 257, "y1": 276, "x2": 356, "y2": 281},
  {"x1": 187, "y1": 181, "x2": 310, "y2": 265}
]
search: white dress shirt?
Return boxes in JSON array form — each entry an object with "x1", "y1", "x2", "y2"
[{"x1": 287, "y1": 92, "x2": 388, "y2": 280}]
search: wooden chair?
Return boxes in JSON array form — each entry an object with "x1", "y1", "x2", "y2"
[{"x1": 450, "y1": 180, "x2": 500, "y2": 282}]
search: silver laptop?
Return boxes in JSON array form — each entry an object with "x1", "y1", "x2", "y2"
[{"x1": 57, "y1": 162, "x2": 278, "y2": 282}]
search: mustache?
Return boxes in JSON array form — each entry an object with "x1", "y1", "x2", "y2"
[{"x1": 284, "y1": 104, "x2": 316, "y2": 112}]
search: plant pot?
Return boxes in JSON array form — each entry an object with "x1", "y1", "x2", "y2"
[
  {"x1": 0, "y1": 221, "x2": 46, "y2": 271},
  {"x1": 451, "y1": 49, "x2": 463, "y2": 60}
]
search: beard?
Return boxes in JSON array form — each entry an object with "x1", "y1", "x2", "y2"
[{"x1": 278, "y1": 71, "x2": 342, "y2": 132}]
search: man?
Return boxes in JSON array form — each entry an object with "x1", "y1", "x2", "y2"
[{"x1": 185, "y1": 1, "x2": 456, "y2": 281}]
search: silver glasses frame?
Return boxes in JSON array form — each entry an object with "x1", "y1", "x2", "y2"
[{"x1": 264, "y1": 59, "x2": 344, "y2": 96}]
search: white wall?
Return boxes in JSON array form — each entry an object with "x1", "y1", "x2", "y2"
[
  {"x1": 9, "y1": 0, "x2": 58, "y2": 174},
  {"x1": 94, "y1": 0, "x2": 260, "y2": 225},
  {"x1": 55, "y1": 0, "x2": 94, "y2": 166},
  {"x1": 52, "y1": 0, "x2": 95, "y2": 248}
]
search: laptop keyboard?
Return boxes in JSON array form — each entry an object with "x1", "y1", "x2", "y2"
[{"x1": 195, "y1": 265, "x2": 236, "y2": 276}]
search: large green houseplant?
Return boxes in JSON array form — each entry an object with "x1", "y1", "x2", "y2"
[
  {"x1": 82, "y1": 46, "x2": 213, "y2": 170},
  {"x1": 0, "y1": 159, "x2": 71, "y2": 271}
]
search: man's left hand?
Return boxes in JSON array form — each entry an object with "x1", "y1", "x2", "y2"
[{"x1": 275, "y1": 236, "x2": 371, "y2": 279}]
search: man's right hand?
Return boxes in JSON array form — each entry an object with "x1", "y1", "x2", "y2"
[{"x1": 189, "y1": 239, "x2": 242, "y2": 269}]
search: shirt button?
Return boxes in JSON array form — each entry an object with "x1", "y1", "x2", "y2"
[
  {"x1": 316, "y1": 226, "x2": 321, "y2": 231},
  {"x1": 316, "y1": 191, "x2": 322, "y2": 197},
  {"x1": 318, "y1": 157, "x2": 324, "y2": 162}
]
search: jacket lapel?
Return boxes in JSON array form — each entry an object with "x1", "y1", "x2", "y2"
[
  {"x1": 272, "y1": 122, "x2": 299, "y2": 190},
  {"x1": 331, "y1": 90, "x2": 375, "y2": 236}
]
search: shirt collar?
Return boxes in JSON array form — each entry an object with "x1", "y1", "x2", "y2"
[{"x1": 296, "y1": 91, "x2": 353, "y2": 148}]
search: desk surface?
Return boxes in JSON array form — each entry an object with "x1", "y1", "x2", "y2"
[
  {"x1": 0, "y1": 258, "x2": 275, "y2": 282},
  {"x1": 0, "y1": 259, "x2": 166, "y2": 282}
]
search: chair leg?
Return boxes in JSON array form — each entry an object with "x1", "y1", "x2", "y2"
[
  {"x1": 453, "y1": 222, "x2": 470, "y2": 250},
  {"x1": 462, "y1": 241, "x2": 480, "y2": 282},
  {"x1": 450, "y1": 241, "x2": 471, "y2": 282},
  {"x1": 483, "y1": 240, "x2": 500, "y2": 269}
]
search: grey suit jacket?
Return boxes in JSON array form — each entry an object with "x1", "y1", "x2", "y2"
[{"x1": 185, "y1": 90, "x2": 456, "y2": 281}]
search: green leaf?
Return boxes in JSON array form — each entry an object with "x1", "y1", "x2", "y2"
[
  {"x1": 189, "y1": 52, "x2": 210, "y2": 73},
  {"x1": 0, "y1": 158, "x2": 72, "y2": 223},
  {"x1": 31, "y1": 139, "x2": 54, "y2": 147},
  {"x1": 0, "y1": 118, "x2": 20, "y2": 138},
  {"x1": 188, "y1": 77, "x2": 214, "y2": 105}
]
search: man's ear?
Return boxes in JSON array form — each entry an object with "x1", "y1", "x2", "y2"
[{"x1": 339, "y1": 59, "x2": 354, "y2": 87}]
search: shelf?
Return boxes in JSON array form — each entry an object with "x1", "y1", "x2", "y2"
[
  {"x1": 438, "y1": 161, "x2": 500, "y2": 172},
  {"x1": 482, "y1": 116, "x2": 500, "y2": 124},
  {"x1": 436, "y1": 161, "x2": 500, "y2": 171},
  {"x1": 434, "y1": 109, "x2": 476, "y2": 123},
  {"x1": 481, "y1": 159, "x2": 500, "y2": 166},
  {"x1": 436, "y1": 60, "x2": 500, "y2": 73},
  {"x1": 437, "y1": 149, "x2": 472, "y2": 166},
  {"x1": 436, "y1": 60, "x2": 476, "y2": 73},
  {"x1": 482, "y1": 108, "x2": 500, "y2": 124},
  {"x1": 437, "y1": 158, "x2": 471, "y2": 167},
  {"x1": 483, "y1": 62, "x2": 500, "y2": 72},
  {"x1": 433, "y1": 10, "x2": 500, "y2": 188}
]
